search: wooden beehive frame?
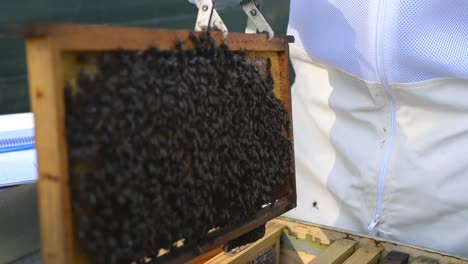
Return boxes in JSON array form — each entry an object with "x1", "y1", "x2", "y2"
[{"x1": 8, "y1": 23, "x2": 296, "y2": 263}]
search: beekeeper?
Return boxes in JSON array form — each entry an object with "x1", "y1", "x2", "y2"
[{"x1": 190, "y1": 0, "x2": 468, "y2": 257}]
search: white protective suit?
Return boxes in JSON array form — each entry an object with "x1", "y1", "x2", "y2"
[{"x1": 283, "y1": 0, "x2": 468, "y2": 258}]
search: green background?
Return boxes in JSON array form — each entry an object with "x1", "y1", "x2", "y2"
[{"x1": 0, "y1": 0, "x2": 290, "y2": 114}]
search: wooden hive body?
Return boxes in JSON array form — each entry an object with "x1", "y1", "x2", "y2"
[{"x1": 202, "y1": 218, "x2": 468, "y2": 264}]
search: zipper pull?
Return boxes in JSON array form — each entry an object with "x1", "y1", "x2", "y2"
[{"x1": 368, "y1": 214, "x2": 380, "y2": 233}]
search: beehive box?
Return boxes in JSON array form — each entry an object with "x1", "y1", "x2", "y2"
[
  {"x1": 203, "y1": 218, "x2": 468, "y2": 264},
  {"x1": 7, "y1": 23, "x2": 296, "y2": 263}
]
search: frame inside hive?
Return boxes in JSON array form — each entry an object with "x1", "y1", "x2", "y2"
[{"x1": 10, "y1": 23, "x2": 296, "y2": 264}]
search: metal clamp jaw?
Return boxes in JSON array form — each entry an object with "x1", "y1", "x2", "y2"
[
  {"x1": 194, "y1": 0, "x2": 274, "y2": 40},
  {"x1": 194, "y1": 0, "x2": 229, "y2": 39},
  {"x1": 241, "y1": 0, "x2": 274, "y2": 40}
]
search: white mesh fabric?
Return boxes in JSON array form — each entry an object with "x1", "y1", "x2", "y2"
[
  {"x1": 288, "y1": 0, "x2": 380, "y2": 82},
  {"x1": 288, "y1": 0, "x2": 468, "y2": 84},
  {"x1": 383, "y1": 0, "x2": 468, "y2": 83}
]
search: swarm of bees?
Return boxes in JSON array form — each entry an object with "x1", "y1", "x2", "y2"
[{"x1": 64, "y1": 32, "x2": 293, "y2": 264}]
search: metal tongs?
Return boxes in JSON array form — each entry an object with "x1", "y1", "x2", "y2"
[{"x1": 193, "y1": 0, "x2": 274, "y2": 40}]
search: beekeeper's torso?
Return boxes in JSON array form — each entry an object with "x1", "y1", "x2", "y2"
[{"x1": 284, "y1": 0, "x2": 468, "y2": 257}]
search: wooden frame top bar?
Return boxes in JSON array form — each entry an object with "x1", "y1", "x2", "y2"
[{"x1": 5, "y1": 23, "x2": 294, "y2": 51}]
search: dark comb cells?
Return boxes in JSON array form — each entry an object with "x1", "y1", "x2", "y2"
[{"x1": 65, "y1": 32, "x2": 293, "y2": 264}]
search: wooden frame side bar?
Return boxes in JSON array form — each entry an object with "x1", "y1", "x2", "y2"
[{"x1": 26, "y1": 37, "x2": 71, "y2": 264}]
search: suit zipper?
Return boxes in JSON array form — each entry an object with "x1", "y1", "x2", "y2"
[{"x1": 368, "y1": 0, "x2": 396, "y2": 234}]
